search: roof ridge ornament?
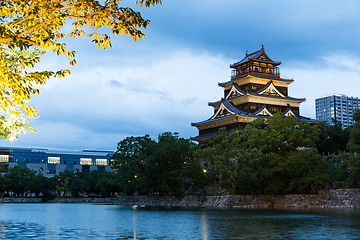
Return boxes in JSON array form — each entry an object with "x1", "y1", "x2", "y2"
[
  {"x1": 261, "y1": 44, "x2": 264, "y2": 50},
  {"x1": 245, "y1": 50, "x2": 248, "y2": 57}
]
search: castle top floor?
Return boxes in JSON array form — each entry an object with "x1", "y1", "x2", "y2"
[{"x1": 230, "y1": 45, "x2": 281, "y2": 80}]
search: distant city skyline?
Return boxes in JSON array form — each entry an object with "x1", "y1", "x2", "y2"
[{"x1": 1, "y1": 0, "x2": 360, "y2": 150}]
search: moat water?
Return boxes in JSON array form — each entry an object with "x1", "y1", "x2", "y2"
[{"x1": 0, "y1": 203, "x2": 360, "y2": 239}]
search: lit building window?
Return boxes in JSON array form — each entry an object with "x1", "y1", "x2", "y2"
[
  {"x1": 48, "y1": 157, "x2": 60, "y2": 164},
  {"x1": 96, "y1": 159, "x2": 108, "y2": 166},
  {"x1": 0, "y1": 155, "x2": 9, "y2": 163},
  {"x1": 80, "y1": 158, "x2": 92, "y2": 165}
]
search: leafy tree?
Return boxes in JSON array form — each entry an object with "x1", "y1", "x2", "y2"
[
  {"x1": 0, "y1": 0, "x2": 162, "y2": 140},
  {"x1": 145, "y1": 132, "x2": 198, "y2": 196},
  {"x1": 264, "y1": 114, "x2": 320, "y2": 156},
  {"x1": 259, "y1": 114, "x2": 321, "y2": 194},
  {"x1": 345, "y1": 154, "x2": 360, "y2": 188},
  {"x1": 282, "y1": 149, "x2": 330, "y2": 193},
  {"x1": 181, "y1": 156, "x2": 213, "y2": 195},
  {"x1": 0, "y1": 49, "x2": 57, "y2": 140},
  {"x1": 55, "y1": 170, "x2": 74, "y2": 196},
  {"x1": 5, "y1": 166, "x2": 36, "y2": 196},
  {"x1": 347, "y1": 110, "x2": 360, "y2": 152},
  {"x1": 94, "y1": 171, "x2": 118, "y2": 197},
  {"x1": 327, "y1": 154, "x2": 351, "y2": 188},
  {"x1": 195, "y1": 125, "x2": 265, "y2": 195},
  {"x1": 0, "y1": 174, "x2": 6, "y2": 195},
  {"x1": 41, "y1": 176, "x2": 57, "y2": 200},
  {"x1": 82, "y1": 169, "x2": 104, "y2": 195},
  {"x1": 196, "y1": 114, "x2": 323, "y2": 195},
  {"x1": 69, "y1": 175, "x2": 89, "y2": 198},
  {"x1": 112, "y1": 132, "x2": 197, "y2": 196},
  {"x1": 112, "y1": 135, "x2": 156, "y2": 195},
  {"x1": 28, "y1": 174, "x2": 48, "y2": 197},
  {"x1": 317, "y1": 119, "x2": 351, "y2": 155}
]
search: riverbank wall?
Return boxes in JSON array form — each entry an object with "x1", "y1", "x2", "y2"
[
  {"x1": 114, "y1": 189, "x2": 360, "y2": 208},
  {"x1": 0, "y1": 197, "x2": 114, "y2": 203},
  {"x1": 1, "y1": 189, "x2": 360, "y2": 208}
]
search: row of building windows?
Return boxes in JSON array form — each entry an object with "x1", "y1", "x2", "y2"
[
  {"x1": 315, "y1": 94, "x2": 360, "y2": 128},
  {"x1": 0, "y1": 155, "x2": 108, "y2": 166}
]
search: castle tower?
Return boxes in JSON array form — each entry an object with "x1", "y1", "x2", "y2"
[{"x1": 191, "y1": 46, "x2": 317, "y2": 141}]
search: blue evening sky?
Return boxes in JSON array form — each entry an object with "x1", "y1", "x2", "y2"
[{"x1": 2, "y1": 0, "x2": 360, "y2": 150}]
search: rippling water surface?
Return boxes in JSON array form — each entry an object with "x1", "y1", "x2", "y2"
[{"x1": 0, "y1": 203, "x2": 360, "y2": 239}]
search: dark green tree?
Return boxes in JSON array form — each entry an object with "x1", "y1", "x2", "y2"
[
  {"x1": 5, "y1": 166, "x2": 36, "y2": 196},
  {"x1": 259, "y1": 114, "x2": 321, "y2": 194},
  {"x1": 28, "y1": 174, "x2": 49, "y2": 197},
  {"x1": 68, "y1": 170, "x2": 89, "y2": 198},
  {"x1": 345, "y1": 154, "x2": 360, "y2": 188},
  {"x1": 0, "y1": 174, "x2": 7, "y2": 196},
  {"x1": 327, "y1": 154, "x2": 351, "y2": 188},
  {"x1": 181, "y1": 156, "x2": 213, "y2": 195},
  {"x1": 317, "y1": 119, "x2": 351, "y2": 154},
  {"x1": 195, "y1": 124, "x2": 265, "y2": 195},
  {"x1": 95, "y1": 171, "x2": 118, "y2": 197},
  {"x1": 282, "y1": 149, "x2": 330, "y2": 193},
  {"x1": 196, "y1": 113, "x2": 324, "y2": 195},
  {"x1": 347, "y1": 110, "x2": 360, "y2": 152},
  {"x1": 55, "y1": 170, "x2": 74, "y2": 197},
  {"x1": 112, "y1": 132, "x2": 197, "y2": 196},
  {"x1": 112, "y1": 135, "x2": 156, "y2": 195},
  {"x1": 145, "y1": 132, "x2": 198, "y2": 196}
]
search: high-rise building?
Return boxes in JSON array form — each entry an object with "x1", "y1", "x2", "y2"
[
  {"x1": 315, "y1": 94, "x2": 360, "y2": 127},
  {"x1": 191, "y1": 46, "x2": 319, "y2": 141}
]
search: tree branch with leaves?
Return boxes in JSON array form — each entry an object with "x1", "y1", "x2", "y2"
[{"x1": 0, "y1": 0, "x2": 162, "y2": 140}]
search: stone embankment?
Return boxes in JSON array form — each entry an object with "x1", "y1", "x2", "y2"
[
  {"x1": 0, "y1": 197, "x2": 114, "y2": 203},
  {"x1": 114, "y1": 189, "x2": 360, "y2": 208},
  {"x1": 1, "y1": 189, "x2": 360, "y2": 208},
  {"x1": 0, "y1": 198, "x2": 43, "y2": 203},
  {"x1": 48, "y1": 198, "x2": 114, "y2": 203}
]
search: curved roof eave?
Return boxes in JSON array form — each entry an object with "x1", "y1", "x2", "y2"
[
  {"x1": 232, "y1": 83, "x2": 248, "y2": 95},
  {"x1": 222, "y1": 98, "x2": 248, "y2": 115},
  {"x1": 231, "y1": 58, "x2": 281, "y2": 68},
  {"x1": 230, "y1": 47, "x2": 281, "y2": 67},
  {"x1": 219, "y1": 75, "x2": 294, "y2": 87},
  {"x1": 208, "y1": 100, "x2": 221, "y2": 106},
  {"x1": 227, "y1": 92, "x2": 306, "y2": 102},
  {"x1": 191, "y1": 114, "x2": 237, "y2": 126}
]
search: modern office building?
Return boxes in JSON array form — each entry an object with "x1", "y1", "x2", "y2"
[
  {"x1": 315, "y1": 94, "x2": 360, "y2": 128},
  {"x1": 0, "y1": 147, "x2": 114, "y2": 177}
]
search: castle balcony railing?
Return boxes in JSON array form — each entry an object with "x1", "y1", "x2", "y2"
[{"x1": 231, "y1": 67, "x2": 280, "y2": 80}]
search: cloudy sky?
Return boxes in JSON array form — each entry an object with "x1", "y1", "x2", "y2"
[{"x1": 2, "y1": 0, "x2": 360, "y2": 151}]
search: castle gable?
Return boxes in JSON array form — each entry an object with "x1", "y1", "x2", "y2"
[{"x1": 256, "y1": 81, "x2": 286, "y2": 97}]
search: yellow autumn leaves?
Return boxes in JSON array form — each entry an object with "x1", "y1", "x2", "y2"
[{"x1": 0, "y1": 0, "x2": 162, "y2": 141}]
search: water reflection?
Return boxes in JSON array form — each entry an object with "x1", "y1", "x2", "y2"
[
  {"x1": 0, "y1": 204, "x2": 360, "y2": 239},
  {"x1": 132, "y1": 206, "x2": 138, "y2": 239},
  {"x1": 0, "y1": 221, "x2": 5, "y2": 239},
  {"x1": 200, "y1": 211, "x2": 208, "y2": 240}
]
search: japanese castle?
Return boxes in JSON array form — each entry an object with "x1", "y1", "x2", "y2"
[{"x1": 191, "y1": 45, "x2": 319, "y2": 141}]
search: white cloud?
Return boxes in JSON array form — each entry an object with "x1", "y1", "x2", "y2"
[
  {"x1": 2, "y1": 49, "x2": 231, "y2": 150},
  {"x1": 283, "y1": 53, "x2": 360, "y2": 118},
  {"x1": 3, "y1": 0, "x2": 360, "y2": 151}
]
